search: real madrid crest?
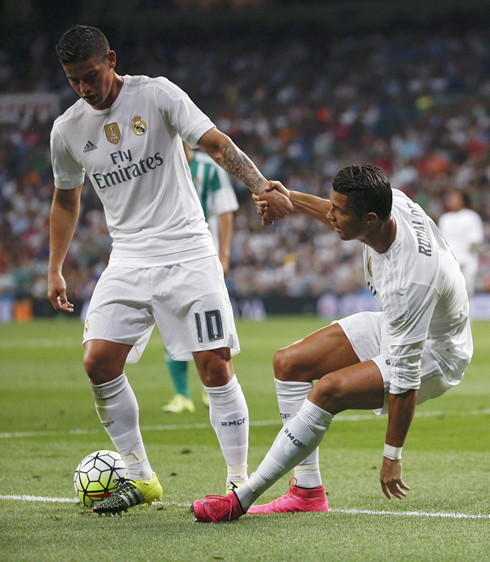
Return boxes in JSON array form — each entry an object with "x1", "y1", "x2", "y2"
[
  {"x1": 132, "y1": 115, "x2": 147, "y2": 136},
  {"x1": 367, "y1": 256, "x2": 373, "y2": 277},
  {"x1": 104, "y1": 122, "x2": 121, "y2": 145}
]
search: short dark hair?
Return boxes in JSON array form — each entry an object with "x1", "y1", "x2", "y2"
[
  {"x1": 332, "y1": 164, "x2": 392, "y2": 221},
  {"x1": 56, "y1": 25, "x2": 110, "y2": 66}
]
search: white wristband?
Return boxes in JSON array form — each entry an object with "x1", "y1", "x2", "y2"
[{"x1": 383, "y1": 443, "x2": 402, "y2": 461}]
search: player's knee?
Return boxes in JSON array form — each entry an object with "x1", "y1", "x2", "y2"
[
  {"x1": 273, "y1": 347, "x2": 300, "y2": 382},
  {"x1": 83, "y1": 351, "x2": 116, "y2": 385},
  {"x1": 83, "y1": 351, "x2": 96, "y2": 378},
  {"x1": 196, "y1": 350, "x2": 232, "y2": 387},
  {"x1": 310, "y1": 376, "x2": 347, "y2": 413},
  {"x1": 201, "y1": 367, "x2": 231, "y2": 387}
]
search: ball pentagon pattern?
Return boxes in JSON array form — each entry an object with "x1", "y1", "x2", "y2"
[{"x1": 73, "y1": 450, "x2": 126, "y2": 507}]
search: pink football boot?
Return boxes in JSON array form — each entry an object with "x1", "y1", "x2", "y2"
[
  {"x1": 192, "y1": 491, "x2": 245, "y2": 523},
  {"x1": 248, "y1": 478, "x2": 329, "y2": 514}
]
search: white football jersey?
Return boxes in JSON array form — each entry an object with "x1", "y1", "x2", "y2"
[
  {"x1": 50, "y1": 75, "x2": 216, "y2": 266},
  {"x1": 438, "y1": 208, "x2": 484, "y2": 265},
  {"x1": 438, "y1": 208, "x2": 483, "y2": 294},
  {"x1": 362, "y1": 189, "x2": 472, "y2": 393}
]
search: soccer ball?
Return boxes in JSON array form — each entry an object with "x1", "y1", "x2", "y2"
[{"x1": 74, "y1": 450, "x2": 126, "y2": 507}]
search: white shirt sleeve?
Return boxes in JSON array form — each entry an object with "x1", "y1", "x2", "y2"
[
  {"x1": 388, "y1": 340, "x2": 424, "y2": 393},
  {"x1": 155, "y1": 78, "x2": 214, "y2": 148},
  {"x1": 50, "y1": 125, "x2": 85, "y2": 190},
  {"x1": 381, "y1": 254, "x2": 437, "y2": 393}
]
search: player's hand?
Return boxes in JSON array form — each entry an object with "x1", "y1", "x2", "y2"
[
  {"x1": 219, "y1": 257, "x2": 230, "y2": 277},
  {"x1": 47, "y1": 271, "x2": 74, "y2": 313},
  {"x1": 380, "y1": 457, "x2": 410, "y2": 500},
  {"x1": 265, "y1": 180, "x2": 291, "y2": 199},
  {"x1": 252, "y1": 193, "x2": 272, "y2": 224},
  {"x1": 253, "y1": 180, "x2": 293, "y2": 226}
]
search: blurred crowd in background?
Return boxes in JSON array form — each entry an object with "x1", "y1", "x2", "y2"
[{"x1": 1, "y1": 27, "x2": 490, "y2": 305}]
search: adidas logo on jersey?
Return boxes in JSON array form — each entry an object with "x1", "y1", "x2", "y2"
[{"x1": 83, "y1": 141, "x2": 98, "y2": 153}]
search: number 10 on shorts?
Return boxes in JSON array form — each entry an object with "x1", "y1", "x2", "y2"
[{"x1": 195, "y1": 310, "x2": 224, "y2": 342}]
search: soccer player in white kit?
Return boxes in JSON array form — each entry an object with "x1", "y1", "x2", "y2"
[
  {"x1": 47, "y1": 25, "x2": 292, "y2": 515},
  {"x1": 439, "y1": 190, "x2": 484, "y2": 299},
  {"x1": 192, "y1": 164, "x2": 473, "y2": 522}
]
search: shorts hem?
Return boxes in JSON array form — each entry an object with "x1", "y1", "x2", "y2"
[
  {"x1": 170, "y1": 344, "x2": 241, "y2": 362},
  {"x1": 82, "y1": 335, "x2": 138, "y2": 347}
]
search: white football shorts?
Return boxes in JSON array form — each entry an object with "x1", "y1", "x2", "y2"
[
  {"x1": 83, "y1": 255, "x2": 240, "y2": 363},
  {"x1": 335, "y1": 311, "x2": 469, "y2": 415}
]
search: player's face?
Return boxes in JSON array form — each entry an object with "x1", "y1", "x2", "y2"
[
  {"x1": 327, "y1": 189, "x2": 366, "y2": 241},
  {"x1": 448, "y1": 191, "x2": 464, "y2": 212},
  {"x1": 63, "y1": 52, "x2": 117, "y2": 110}
]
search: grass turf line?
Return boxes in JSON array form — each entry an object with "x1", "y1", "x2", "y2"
[{"x1": 2, "y1": 495, "x2": 489, "y2": 520}]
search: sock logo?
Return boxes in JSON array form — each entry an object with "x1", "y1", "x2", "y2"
[
  {"x1": 283, "y1": 427, "x2": 307, "y2": 448},
  {"x1": 280, "y1": 413, "x2": 291, "y2": 420},
  {"x1": 101, "y1": 420, "x2": 115, "y2": 428},
  {"x1": 221, "y1": 416, "x2": 247, "y2": 427}
]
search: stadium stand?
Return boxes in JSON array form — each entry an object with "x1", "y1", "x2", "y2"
[{"x1": 1, "y1": 26, "x2": 490, "y2": 313}]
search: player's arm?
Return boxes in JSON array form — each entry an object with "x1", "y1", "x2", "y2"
[
  {"x1": 253, "y1": 181, "x2": 334, "y2": 227},
  {"x1": 380, "y1": 389, "x2": 417, "y2": 500},
  {"x1": 380, "y1": 339, "x2": 424, "y2": 500},
  {"x1": 218, "y1": 211, "x2": 234, "y2": 277},
  {"x1": 47, "y1": 185, "x2": 82, "y2": 312},
  {"x1": 198, "y1": 128, "x2": 293, "y2": 220},
  {"x1": 198, "y1": 128, "x2": 266, "y2": 193}
]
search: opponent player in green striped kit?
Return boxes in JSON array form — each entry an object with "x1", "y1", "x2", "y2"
[{"x1": 162, "y1": 142, "x2": 238, "y2": 414}]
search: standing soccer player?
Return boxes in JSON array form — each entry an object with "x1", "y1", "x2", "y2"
[
  {"x1": 438, "y1": 190, "x2": 484, "y2": 300},
  {"x1": 48, "y1": 24, "x2": 292, "y2": 515},
  {"x1": 192, "y1": 164, "x2": 473, "y2": 522},
  {"x1": 162, "y1": 142, "x2": 239, "y2": 414}
]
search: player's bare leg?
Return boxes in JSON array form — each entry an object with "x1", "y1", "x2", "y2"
[
  {"x1": 273, "y1": 322, "x2": 362, "y2": 385},
  {"x1": 309, "y1": 360, "x2": 385, "y2": 414},
  {"x1": 84, "y1": 340, "x2": 161, "y2": 514},
  {"x1": 194, "y1": 348, "x2": 249, "y2": 490},
  {"x1": 83, "y1": 339, "x2": 131, "y2": 386},
  {"x1": 193, "y1": 347, "x2": 234, "y2": 387},
  {"x1": 273, "y1": 320, "x2": 386, "y2": 414}
]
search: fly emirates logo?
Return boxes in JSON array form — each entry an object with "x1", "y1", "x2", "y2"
[{"x1": 92, "y1": 149, "x2": 163, "y2": 189}]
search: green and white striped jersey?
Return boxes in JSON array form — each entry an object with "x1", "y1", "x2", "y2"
[{"x1": 189, "y1": 151, "x2": 238, "y2": 248}]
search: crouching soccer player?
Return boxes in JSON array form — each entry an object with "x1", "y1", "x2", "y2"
[{"x1": 192, "y1": 164, "x2": 473, "y2": 522}]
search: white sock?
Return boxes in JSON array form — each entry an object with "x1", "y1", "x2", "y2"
[
  {"x1": 91, "y1": 373, "x2": 153, "y2": 481},
  {"x1": 275, "y1": 379, "x2": 322, "y2": 488},
  {"x1": 205, "y1": 375, "x2": 249, "y2": 485},
  {"x1": 236, "y1": 399, "x2": 333, "y2": 511}
]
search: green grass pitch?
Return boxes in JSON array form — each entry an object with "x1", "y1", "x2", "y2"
[{"x1": 0, "y1": 317, "x2": 489, "y2": 561}]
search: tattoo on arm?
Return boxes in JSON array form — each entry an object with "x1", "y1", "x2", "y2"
[{"x1": 219, "y1": 141, "x2": 267, "y2": 194}]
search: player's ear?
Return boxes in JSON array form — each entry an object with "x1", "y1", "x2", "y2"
[
  {"x1": 106, "y1": 50, "x2": 116, "y2": 68},
  {"x1": 365, "y1": 212, "x2": 378, "y2": 226}
]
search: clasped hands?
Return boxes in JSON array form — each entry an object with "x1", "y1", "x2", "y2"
[{"x1": 253, "y1": 181, "x2": 293, "y2": 226}]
